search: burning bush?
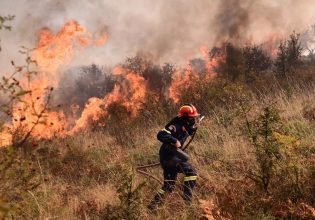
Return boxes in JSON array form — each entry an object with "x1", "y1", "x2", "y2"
[
  {"x1": 1, "y1": 13, "x2": 315, "y2": 219},
  {"x1": 55, "y1": 64, "x2": 115, "y2": 116}
]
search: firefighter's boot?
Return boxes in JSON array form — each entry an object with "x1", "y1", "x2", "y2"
[{"x1": 147, "y1": 189, "x2": 165, "y2": 211}]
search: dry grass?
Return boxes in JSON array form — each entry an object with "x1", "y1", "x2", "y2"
[{"x1": 2, "y1": 83, "x2": 315, "y2": 219}]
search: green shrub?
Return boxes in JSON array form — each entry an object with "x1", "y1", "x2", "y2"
[
  {"x1": 0, "y1": 147, "x2": 41, "y2": 218},
  {"x1": 100, "y1": 166, "x2": 145, "y2": 220}
]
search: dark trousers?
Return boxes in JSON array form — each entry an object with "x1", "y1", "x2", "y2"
[{"x1": 150, "y1": 157, "x2": 197, "y2": 207}]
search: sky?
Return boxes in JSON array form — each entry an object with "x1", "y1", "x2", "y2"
[{"x1": 1, "y1": 0, "x2": 315, "y2": 72}]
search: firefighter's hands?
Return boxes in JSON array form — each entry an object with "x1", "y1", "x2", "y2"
[
  {"x1": 175, "y1": 140, "x2": 181, "y2": 149},
  {"x1": 192, "y1": 115, "x2": 205, "y2": 129},
  {"x1": 192, "y1": 124, "x2": 198, "y2": 129}
]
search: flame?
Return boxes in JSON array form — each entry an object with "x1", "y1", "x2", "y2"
[
  {"x1": 33, "y1": 20, "x2": 95, "y2": 76},
  {"x1": 200, "y1": 45, "x2": 222, "y2": 77},
  {"x1": 262, "y1": 34, "x2": 285, "y2": 58},
  {"x1": 0, "y1": 125, "x2": 12, "y2": 147},
  {"x1": 168, "y1": 46, "x2": 223, "y2": 103},
  {"x1": 70, "y1": 96, "x2": 109, "y2": 133},
  {"x1": 169, "y1": 66, "x2": 196, "y2": 103},
  {"x1": 0, "y1": 20, "x2": 109, "y2": 146},
  {"x1": 95, "y1": 33, "x2": 109, "y2": 46},
  {"x1": 1, "y1": 19, "x2": 281, "y2": 146},
  {"x1": 0, "y1": 19, "x2": 227, "y2": 146},
  {"x1": 200, "y1": 45, "x2": 209, "y2": 59},
  {"x1": 0, "y1": 20, "x2": 149, "y2": 145},
  {"x1": 70, "y1": 66, "x2": 147, "y2": 133}
]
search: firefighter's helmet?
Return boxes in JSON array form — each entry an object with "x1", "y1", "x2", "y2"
[{"x1": 178, "y1": 104, "x2": 200, "y2": 117}]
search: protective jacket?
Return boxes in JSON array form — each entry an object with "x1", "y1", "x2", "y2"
[
  {"x1": 148, "y1": 109, "x2": 199, "y2": 210},
  {"x1": 155, "y1": 116, "x2": 197, "y2": 200},
  {"x1": 157, "y1": 116, "x2": 196, "y2": 163}
]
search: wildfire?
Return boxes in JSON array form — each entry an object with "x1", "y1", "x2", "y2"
[
  {"x1": 0, "y1": 125, "x2": 12, "y2": 147},
  {"x1": 262, "y1": 34, "x2": 285, "y2": 58},
  {"x1": 169, "y1": 66, "x2": 197, "y2": 103},
  {"x1": 168, "y1": 46, "x2": 223, "y2": 103},
  {"x1": 200, "y1": 45, "x2": 222, "y2": 78},
  {"x1": 1, "y1": 20, "x2": 109, "y2": 146},
  {"x1": 70, "y1": 66, "x2": 147, "y2": 133},
  {"x1": 33, "y1": 20, "x2": 109, "y2": 78},
  {"x1": 95, "y1": 33, "x2": 109, "y2": 46},
  {"x1": 1, "y1": 19, "x2": 281, "y2": 147}
]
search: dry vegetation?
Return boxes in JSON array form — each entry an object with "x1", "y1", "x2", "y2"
[
  {"x1": 2, "y1": 79, "x2": 315, "y2": 219},
  {"x1": 1, "y1": 26, "x2": 315, "y2": 219}
]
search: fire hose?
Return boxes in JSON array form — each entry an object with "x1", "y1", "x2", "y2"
[{"x1": 136, "y1": 116, "x2": 205, "y2": 185}]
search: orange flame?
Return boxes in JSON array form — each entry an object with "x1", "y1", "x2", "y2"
[
  {"x1": 1, "y1": 20, "x2": 109, "y2": 146},
  {"x1": 70, "y1": 66, "x2": 147, "y2": 133},
  {"x1": 168, "y1": 46, "x2": 223, "y2": 103},
  {"x1": 262, "y1": 34, "x2": 285, "y2": 58},
  {"x1": 169, "y1": 65, "x2": 196, "y2": 103},
  {"x1": 200, "y1": 45, "x2": 222, "y2": 77},
  {"x1": 95, "y1": 33, "x2": 109, "y2": 46},
  {"x1": 33, "y1": 20, "x2": 96, "y2": 76},
  {"x1": 1, "y1": 20, "x2": 229, "y2": 146},
  {"x1": 0, "y1": 125, "x2": 12, "y2": 147}
]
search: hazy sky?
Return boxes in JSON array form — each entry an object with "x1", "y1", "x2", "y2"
[{"x1": 1, "y1": 0, "x2": 315, "y2": 72}]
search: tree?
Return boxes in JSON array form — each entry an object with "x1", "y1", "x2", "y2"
[
  {"x1": 287, "y1": 32, "x2": 303, "y2": 67},
  {"x1": 123, "y1": 56, "x2": 175, "y2": 97},
  {"x1": 275, "y1": 41, "x2": 288, "y2": 76},
  {"x1": 221, "y1": 43, "x2": 245, "y2": 80},
  {"x1": 55, "y1": 64, "x2": 115, "y2": 116},
  {"x1": 243, "y1": 44, "x2": 271, "y2": 78},
  {"x1": 275, "y1": 32, "x2": 303, "y2": 76}
]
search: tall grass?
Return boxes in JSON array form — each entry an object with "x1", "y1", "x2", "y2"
[{"x1": 1, "y1": 78, "x2": 314, "y2": 219}]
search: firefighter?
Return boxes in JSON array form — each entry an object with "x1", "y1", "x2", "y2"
[{"x1": 148, "y1": 104, "x2": 200, "y2": 211}]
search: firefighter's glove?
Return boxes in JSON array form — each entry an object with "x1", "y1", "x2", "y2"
[{"x1": 175, "y1": 140, "x2": 181, "y2": 149}]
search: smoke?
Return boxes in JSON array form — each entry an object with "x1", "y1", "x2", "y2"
[
  {"x1": 53, "y1": 64, "x2": 115, "y2": 115},
  {"x1": 1, "y1": 0, "x2": 315, "y2": 143},
  {"x1": 213, "y1": 0, "x2": 315, "y2": 46},
  {"x1": 0, "y1": 0, "x2": 315, "y2": 71}
]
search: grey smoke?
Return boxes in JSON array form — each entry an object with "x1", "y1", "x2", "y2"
[{"x1": 0, "y1": 0, "x2": 315, "y2": 72}]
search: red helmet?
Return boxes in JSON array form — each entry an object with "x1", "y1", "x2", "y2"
[{"x1": 178, "y1": 104, "x2": 200, "y2": 117}]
